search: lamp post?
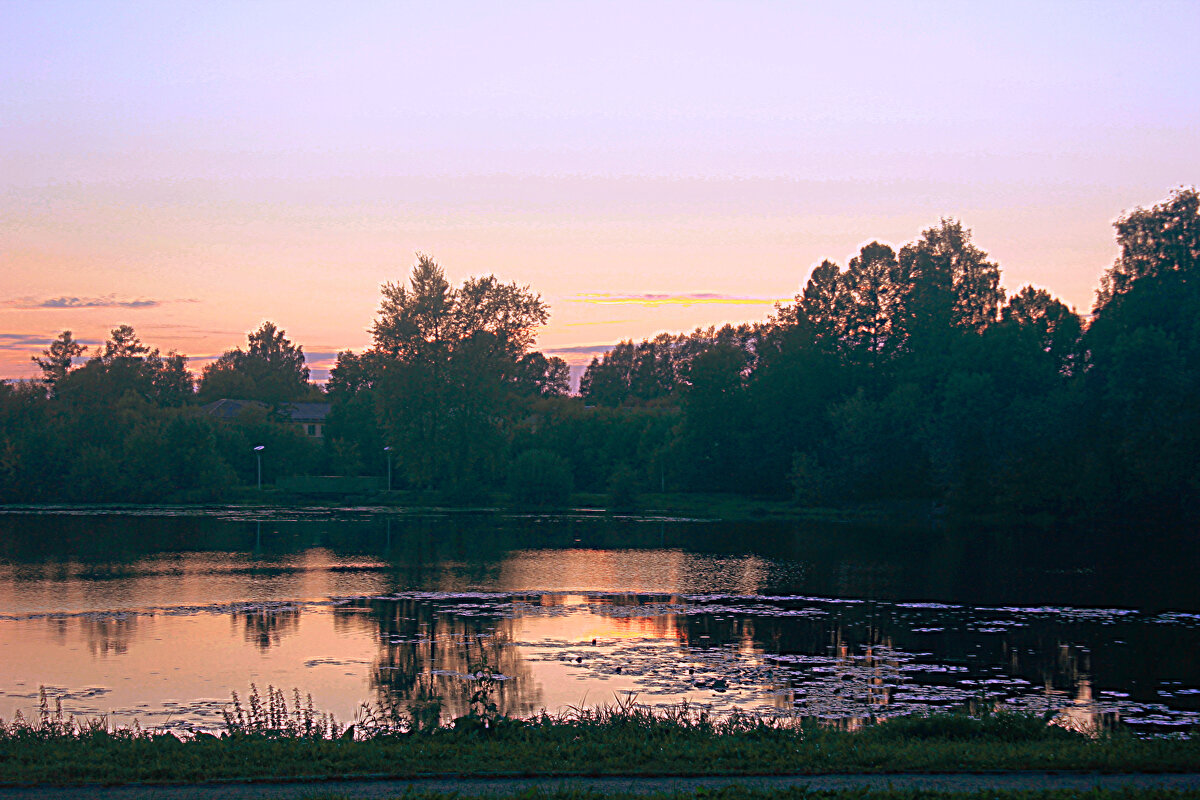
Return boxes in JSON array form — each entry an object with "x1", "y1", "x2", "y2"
[
  {"x1": 253, "y1": 445, "x2": 265, "y2": 490},
  {"x1": 383, "y1": 446, "x2": 393, "y2": 492}
]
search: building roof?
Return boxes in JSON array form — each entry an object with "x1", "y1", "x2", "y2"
[
  {"x1": 200, "y1": 398, "x2": 268, "y2": 420},
  {"x1": 201, "y1": 399, "x2": 330, "y2": 423},
  {"x1": 281, "y1": 402, "x2": 331, "y2": 422}
]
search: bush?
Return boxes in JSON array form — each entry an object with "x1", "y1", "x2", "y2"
[
  {"x1": 507, "y1": 449, "x2": 573, "y2": 508},
  {"x1": 608, "y1": 463, "x2": 641, "y2": 512}
]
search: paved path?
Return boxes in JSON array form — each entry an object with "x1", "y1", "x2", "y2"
[{"x1": 2, "y1": 773, "x2": 1199, "y2": 799}]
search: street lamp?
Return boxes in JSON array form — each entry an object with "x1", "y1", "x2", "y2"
[
  {"x1": 253, "y1": 445, "x2": 265, "y2": 490},
  {"x1": 383, "y1": 446, "x2": 393, "y2": 492}
]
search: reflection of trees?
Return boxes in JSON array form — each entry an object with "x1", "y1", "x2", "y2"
[
  {"x1": 342, "y1": 598, "x2": 541, "y2": 723},
  {"x1": 584, "y1": 594, "x2": 684, "y2": 640},
  {"x1": 1052, "y1": 677, "x2": 1122, "y2": 736},
  {"x1": 370, "y1": 517, "x2": 516, "y2": 592},
  {"x1": 81, "y1": 614, "x2": 138, "y2": 656},
  {"x1": 676, "y1": 605, "x2": 903, "y2": 721},
  {"x1": 235, "y1": 606, "x2": 301, "y2": 649}
]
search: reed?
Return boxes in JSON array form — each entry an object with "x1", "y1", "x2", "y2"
[{"x1": 1, "y1": 686, "x2": 1196, "y2": 786}]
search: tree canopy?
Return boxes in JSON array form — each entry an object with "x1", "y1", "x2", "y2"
[
  {"x1": 3, "y1": 190, "x2": 1198, "y2": 536},
  {"x1": 198, "y1": 321, "x2": 312, "y2": 404}
]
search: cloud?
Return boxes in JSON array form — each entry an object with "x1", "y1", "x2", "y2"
[
  {"x1": 570, "y1": 292, "x2": 789, "y2": 307},
  {"x1": 300, "y1": 351, "x2": 342, "y2": 368},
  {"x1": 3, "y1": 296, "x2": 200, "y2": 310},
  {"x1": 0, "y1": 333, "x2": 56, "y2": 348},
  {"x1": 543, "y1": 344, "x2": 618, "y2": 356},
  {"x1": 0, "y1": 332, "x2": 100, "y2": 379},
  {"x1": 541, "y1": 344, "x2": 618, "y2": 370}
]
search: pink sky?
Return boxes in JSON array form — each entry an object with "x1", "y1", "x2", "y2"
[{"x1": 3, "y1": 1, "x2": 1198, "y2": 381}]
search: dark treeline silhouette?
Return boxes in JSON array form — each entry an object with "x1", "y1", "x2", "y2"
[{"x1": 1, "y1": 190, "x2": 1198, "y2": 535}]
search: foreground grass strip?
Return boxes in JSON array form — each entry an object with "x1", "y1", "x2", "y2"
[{"x1": 2, "y1": 709, "x2": 1199, "y2": 786}]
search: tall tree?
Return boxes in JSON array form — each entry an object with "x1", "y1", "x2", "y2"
[
  {"x1": 371, "y1": 255, "x2": 454, "y2": 362},
  {"x1": 840, "y1": 242, "x2": 906, "y2": 369},
  {"x1": 32, "y1": 330, "x2": 87, "y2": 393},
  {"x1": 56, "y1": 326, "x2": 193, "y2": 407},
  {"x1": 1002, "y1": 286, "x2": 1082, "y2": 374},
  {"x1": 199, "y1": 321, "x2": 311, "y2": 404},
  {"x1": 1084, "y1": 188, "x2": 1200, "y2": 528},
  {"x1": 580, "y1": 343, "x2": 635, "y2": 407},
  {"x1": 797, "y1": 259, "x2": 846, "y2": 349},
  {"x1": 515, "y1": 352, "x2": 571, "y2": 398},
  {"x1": 1096, "y1": 187, "x2": 1200, "y2": 312},
  {"x1": 899, "y1": 219, "x2": 1004, "y2": 335},
  {"x1": 369, "y1": 254, "x2": 548, "y2": 491}
]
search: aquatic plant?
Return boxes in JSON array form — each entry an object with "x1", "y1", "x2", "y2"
[{"x1": 222, "y1": 684, "x2": 342, "y2": 739}]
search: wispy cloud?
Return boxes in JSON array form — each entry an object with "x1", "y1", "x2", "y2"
[
  {"x1": 570, "y1": 292, "x2": 789, "y2": 307},
  {"x1": 0, "y1": 332, "x2": 100, "y2": 347},
  {"x1": 302, "y1": 351, "x2": 342, "y2": 367},
  {"x1": 3, "y1": 295, "x2": 198, "y2": 310},
  {"x1": 0, "y1": 333, "x2": 101, "y2": 379},
  {"x1": 0, "y1": 333, "x2": 60, "y2": 348},
  {"x1": 542, "y1": 344, "x2": 618, "y2": 368},
  {"x1": 543, "y1": 344, "x2": 617, "y2": 356}
]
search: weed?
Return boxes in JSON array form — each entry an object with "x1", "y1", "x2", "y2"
[{"x1": 2, "y1": 686, "x2": 1198, "y2": 786}]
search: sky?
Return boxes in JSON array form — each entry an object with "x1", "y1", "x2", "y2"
[{"x1": 3, "y1": 0, "x2": 1199, "y2": 382}]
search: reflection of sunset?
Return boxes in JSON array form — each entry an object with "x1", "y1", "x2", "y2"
[
  {"x1": 500, "y1": 549, "x2": 684, "y2": 593},
  {"x1": 2, "y1": 523, "x2": 1196, "y2": 735},
  {"x1": 513, "y1": 594, "x2": 683, "y2": 642},
  {"x1": 497, "y1": 549, "x2": 770, "y2": 595},
  {"x1": 0, "y1": 610, "x2": 379, "y2": 727}
]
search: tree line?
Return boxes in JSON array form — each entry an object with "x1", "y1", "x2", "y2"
[{"x1": 1, "y1": 189, "x2": 1197, "y2": 533}]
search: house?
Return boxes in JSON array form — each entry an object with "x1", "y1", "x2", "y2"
[
  {"x1": 200, "y1": 398, "x2": 269, "y2": 421},
  {"x1": 281, "y1": 402, "x2": 331, "y2": 439},
  {"x1": 201, "y1": 399, "x2": 331, "y2": 439}
]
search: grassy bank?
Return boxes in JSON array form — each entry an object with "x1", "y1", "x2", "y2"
[{"x1": 2, "y1": 700, "x2": 1197, "y2": 787}]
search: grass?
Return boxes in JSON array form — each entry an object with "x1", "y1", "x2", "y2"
[{"x1": 0, "y1": 688, "x2": 1197, "y2": 786}]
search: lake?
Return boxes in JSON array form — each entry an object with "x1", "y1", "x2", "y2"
[{"x1": 0, "y1": 507, "x2": 1197, "y2": 736}]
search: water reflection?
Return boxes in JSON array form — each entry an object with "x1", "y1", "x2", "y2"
[
  {"x1": 236, "y1": 606, "x2": 301, "y2": 649},
  {"x1": 83, "y1": 615, "x2": 137, "y2": 657},
  {"x1": 0, "y1": 509, "x2": 1197, "y2": 735}
]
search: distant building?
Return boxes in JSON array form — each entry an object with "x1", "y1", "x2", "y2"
[
  {"x1": 200, "y1": 399, "x2": 331, "y2": 439},
  {"x1": 200, "y1": 398, "x2": 268, "y2": 421},
  {"x1": 281, "y1": 402, "x2": 331, "y2": 438}
]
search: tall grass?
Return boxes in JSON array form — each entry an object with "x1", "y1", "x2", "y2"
[
  {"x1": 0, "y1": 685, "x2": 1133, "y2": 743},
  {"x1": 1, "y1": 686, "x2": 1196, "y2": 786}
]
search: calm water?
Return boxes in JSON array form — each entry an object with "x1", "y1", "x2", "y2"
[{"x1": 0, "y1": 508, "x2": 1197, "y2": 735}]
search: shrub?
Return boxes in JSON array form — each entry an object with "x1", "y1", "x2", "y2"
[
  {"x1": 507, "y1": 449, "x2": 573, "y2": 508},
  {"x1": 608, "y1": 463, "x2": 641, "y2": 512}
]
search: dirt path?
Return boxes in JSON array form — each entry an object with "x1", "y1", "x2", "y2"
[{"x1": 2, "y1": 773, "x2": 1199, "y2": 799}]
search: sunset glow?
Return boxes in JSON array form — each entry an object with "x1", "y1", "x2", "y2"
[{"x1": 3, "y1": 1, "x2": 1199, "y2": 381}]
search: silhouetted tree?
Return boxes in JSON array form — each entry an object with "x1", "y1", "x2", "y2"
[
  {"x1": 57, "y1": 326, "x2": 193, "y2": 408},
  {"x1": 369, "y1": 254, "x2": 548, "y2": 492},
  {"x1": 840, "y1": 242, "x2": 906, "y2": 370},
  {"x1": 1096, "y1": 187, "x2": 1200, "y2": 312},
  {"x1": 199, "y1": 321, "x2": 311, "y2": 404},
  {"x1": 32, "y1": 330, "x2": 87, "y2": 394},
  {"x1": 900, "y1": 220, "x2": 1004, "y2": 334},
  {"x1": 797, "y1": 259, "x2": 846, "y2": 350},
  {"x1": 515, "y1": 352, "x2": 570, "y2": 397},
  {"x1": 1001, "y1": 286, "x2": 1082, "y2": 375}
]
